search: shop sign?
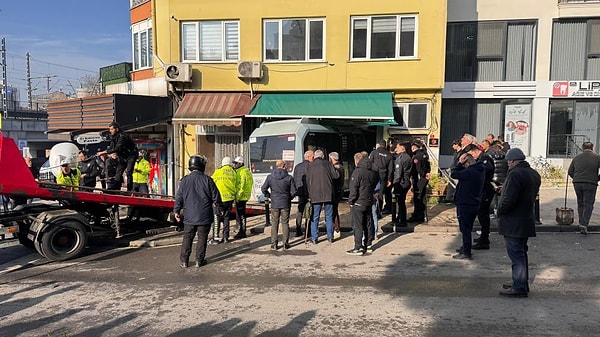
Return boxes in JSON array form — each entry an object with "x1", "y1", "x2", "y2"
[{"x1": 552, "y1": 81, "x2": 600, "y2": 97}]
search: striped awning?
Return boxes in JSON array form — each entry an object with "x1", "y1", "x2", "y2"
[{"x1": 173, "y1": 93, "x2": 260, "y2": 126}]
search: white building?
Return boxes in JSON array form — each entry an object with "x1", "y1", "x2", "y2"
[{"x1": 441, "y1": 0, "x2": 600, "y2": 167}]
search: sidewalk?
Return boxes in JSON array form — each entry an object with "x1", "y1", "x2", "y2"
[{"x1": 129, "y1": 186, "x2": 596, "y2": 248}]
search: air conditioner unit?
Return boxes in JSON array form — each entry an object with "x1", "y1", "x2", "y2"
[
  {"x1": 164, "y1": 63, "x2": 192, "y2": 82},
  {"x1": 237, "y1": 61, "x2": 263, "y2": 79}
]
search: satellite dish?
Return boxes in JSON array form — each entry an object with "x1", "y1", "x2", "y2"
[{"x1": 48, "y1": 142, "x2": 80, "y2": 177}]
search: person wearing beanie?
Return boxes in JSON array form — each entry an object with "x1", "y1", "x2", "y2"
[
  {"x1": 233, "y1": 155, "x2": 253, "y2": 239},
  {"x1": 568, "y1": 141, "x2": 600, "y2": 235},
  {"x1": 497, "y1": 147, "x2": 540, "y2": 297},
  {"x1": 211, "y1": 156, "x2": 237, "y2": 244}
]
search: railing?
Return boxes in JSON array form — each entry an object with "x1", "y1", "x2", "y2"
[
  {"x1": 559, "y1": 0, "x2": 600, "y2": 3},
  {"x1": 548, "y1": 134, "x2": 587, "y2": 158}
]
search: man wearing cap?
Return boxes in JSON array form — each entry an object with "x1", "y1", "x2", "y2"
[
  {"x1": 211, "y1": 157, "x2": 237, "y2": 244},
  {"x1": 568, "y1": 141, "x2": 600, "y2": 235},
  {"x1": 408, "y1": 141, "x2": 431, "y2": 223},
  {"x1": 56, "y1": 160, "x2": 82, "y2": 190},
  {"x1": 175, "y1": 154, "x2": 223, "y2": 268},
  {"x1": 97, "y1": 121, "x2": 137, "y2": 191},
  {"x1": 497, "y1": 148, "x2": 540, "y2": 297},
  {"x1": 233, "y1": 156, "x2": 253, "y2": 239}
]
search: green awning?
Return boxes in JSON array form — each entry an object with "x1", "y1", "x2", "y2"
[{"x1": 248, "y1": 92, "x2": 394, "y2": 120}]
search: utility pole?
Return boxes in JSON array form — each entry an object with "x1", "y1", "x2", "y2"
[
  {"x1": 26, "y1": 52, "x2": 32, "y2": 109},
  {"x1": 1, "y1": 37, "x2": 7, "y2": 130}
]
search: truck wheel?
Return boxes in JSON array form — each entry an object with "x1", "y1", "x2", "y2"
[{"x1": 39, "y1": 221, "x2": 87, "y2": 261}]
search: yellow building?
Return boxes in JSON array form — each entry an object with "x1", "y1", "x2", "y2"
[{"x1": 150, "y1": 0, "x2": 446, "y2": 177}]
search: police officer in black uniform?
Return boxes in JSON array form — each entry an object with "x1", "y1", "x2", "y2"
[
  {"x1": 408, "y1": 141, "x2": 431, "y2": 223},
  {"x1": 369, "y1": 140, "x2": 394, "y2": 214}
]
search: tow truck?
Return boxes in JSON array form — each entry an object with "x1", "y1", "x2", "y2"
[{"x1": 0, "y1": 132, "x2": 264, "y2": 261}]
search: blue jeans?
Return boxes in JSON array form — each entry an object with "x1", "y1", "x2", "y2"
[
  {"x1": 311, "y1": 202, "x2": 334, "y2": 242},
  {"x1": 504, "y1": 236, "x2": 529, "y2": 293},
  {"x1": 371, "y1": 202, "x2": 379, "y2": 235}
]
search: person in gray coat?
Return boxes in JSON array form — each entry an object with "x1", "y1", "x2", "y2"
[
  {"x1": 306, "y1": 149, "x2": 340, "y2": 244},
  {"x1": 262, "y1": 160, "x2": 297, "y2": 250},
  {"x1": 567, "y1": 141, "x2": 600, "y2": 235},
  {"x1": 497, "y1": 148, "x2": 541, "y2": 297}
]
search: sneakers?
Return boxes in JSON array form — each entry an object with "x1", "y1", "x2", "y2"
[
  {"x1": 502, "y1": 281, "x2": 530, "y2": 292},
  {"x1": 499, "y1": 287, "x2": 528, "y2": 298},
  {"x1": 283, "y1": 243, "x2": 291, "y2": 250},
  {"x1": 179, "y1": 261, "x2": 189, "y2": 268},
  {"x1": 455, "y1": 247, "x2": 463, "y2": 253},
  {"x1": 209, "y1": 238, "x2": 221, "y2": 245},
  {"x1": 270, "y1": 243, "x2": 278, "y2": 250},
  {"x1": 233, "y1": 233, "x2": 247, "y2": 239},
  {"x1": 364, "y1": 245, "x2": 373, "y2": 253},
  {"x1": 579, "y1": 225, "x2": 588, "y2": 235},
  {"x1": 346, "y1": 248, "x2": 364, "y2": 256},
  {"x1": 195, "y1": 260, "x2": 207, "y2": 268},
  {"x1": 452, "y1": 253, "x2": 472, "y2": 260},
  {"x1": 327, "y1": 237, "x2": 334, "y2": 244}
]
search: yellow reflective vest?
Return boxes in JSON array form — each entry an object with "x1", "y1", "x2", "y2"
[
  {"x1": 211, "y1": 165, "x2": 237, "y2": 202},
  {"x1": 235, "y1": 165, "x2": 253, "y2": 201},
  {"x1": 132, "y1": 158, "x2": 151, "y2": 184},
  {"x1": 57, "y1": 168, "x2": 81, "y2": 190}
]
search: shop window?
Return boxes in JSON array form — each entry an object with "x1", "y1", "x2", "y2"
[{"x1": 548, "y1": 100, "x2": 600, "y2": 157}]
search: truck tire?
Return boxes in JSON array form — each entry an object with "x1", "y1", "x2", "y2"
[{"x1": 38, "y1": 220, "x2": 87, "y2": 261}]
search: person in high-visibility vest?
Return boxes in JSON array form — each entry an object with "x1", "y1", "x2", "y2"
[
  {"x1": 56, "y1": 160, "x2": 81, "y2": 190},
  {"x1": 233, "y1": 156, "x2": 253, "y2": 239},
  {"x1": 211, "y1": 157, "x2": 237, "y2": 244},
  {"x1": 128, "y1": 150, "x2": 152, "y2": 222}
]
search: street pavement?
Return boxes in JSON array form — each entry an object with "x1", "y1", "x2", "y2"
[{"x1": 0, "y1": 186, "x2": 599, "y2": 336}]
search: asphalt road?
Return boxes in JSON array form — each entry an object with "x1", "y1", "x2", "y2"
[{"x1": 1, "y1": 227, "x2": 599, "y2": 337}]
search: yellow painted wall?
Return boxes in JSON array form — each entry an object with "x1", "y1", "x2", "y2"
[{"x1": 153, "y1": 0, "x2": 446, "y2": 92}]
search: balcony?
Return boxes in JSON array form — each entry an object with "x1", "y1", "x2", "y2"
[
  {"x1": 558, "y1": 0, "x2": 600, "y2": 16},
  {"x1": 130, "y1": 0, "x2": 149, "y2": 9}
]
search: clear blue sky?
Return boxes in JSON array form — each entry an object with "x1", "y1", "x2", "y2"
[{"x1": 0, "y1": 1, "x2": 131, "y2": 100}]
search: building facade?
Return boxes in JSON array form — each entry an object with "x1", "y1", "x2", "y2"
[
  {"x1": 145, "y1": 0, "x2": 447, "y2": 180},
  {"x1": 441, "y1": 0, "x2": 600, "y2": 167}
]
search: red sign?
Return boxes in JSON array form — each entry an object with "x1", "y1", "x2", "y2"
[{"x1": 552, "y1": 82, "x2": 569, "y2": 97}]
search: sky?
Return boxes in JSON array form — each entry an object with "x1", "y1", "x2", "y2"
[{"x1": 0, "y1": 1, "x2": 131, "y2": 102}]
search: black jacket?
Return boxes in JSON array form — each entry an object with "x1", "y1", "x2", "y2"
[
  {"x1": 306, "y1": 158, "x2": 340, "y2": 204},
  {"x1": 107, "y1": 130, "x2": 137, "y2": 160},
  {"x1": 489, "y1": 150, "x2": 508, "y2": 186},
  {"x1": 332, "y1": 163, "x2": 345, "y2": 202},
  {"x1": 348, "y1": 157, "x2": 379, "y2": 207},
  {"x1": 369, "y1": 147, "x2": 394, "y2": 181},
  {"x1": 478, "y1": 152, "x2": 496, "y2": 194},
  {"x1": 261, "y1": 168, "x2": 297, "y2": 209},
  {"x1": 174, "y1": 170, "x2": 223, "y2": 226},
  {"x1": 451, "y1": 161, "x2": 485, "y2": 207},
  {"x1": 497, "y1": 161, "x2": 541, "y2": 238},
  {"x1": 292, "y1": 160, "x2": 310, "y2": 197},
  {"x1": 393, "y1": 152, "x2": 412, "y2": 189},
  {"x1": 411, "y1": 148, "x2": 431, "y2": 181},
  {"x1": 78, "y1": 157, "x2": 101, "y2": 187}
]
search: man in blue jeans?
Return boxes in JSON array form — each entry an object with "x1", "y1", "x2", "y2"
[
  {"x1": 497, "y1": 148, "x2": 541, "y2": 297},
  {"x1": 305, "y1": 149, "x2": 340, "y2": 244}
]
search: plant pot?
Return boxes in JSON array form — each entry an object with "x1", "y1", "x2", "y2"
[{"x1": 555, "y1": 207, "x2": 574, "y2": 225}]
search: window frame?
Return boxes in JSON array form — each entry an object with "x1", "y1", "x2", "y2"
[
  {"x1": 262, "y1": 18, "x2": 326, "y2": 63},
  {"x1": 181, "y1": 20, "x2": 240, "y2": 63},
  {"x1": 350, "y1": 14, "x2": 419, "y2": 61},
  {"x1": 131, "y1": 21, "x2": 153, "y2": 71},
  {"x1": 391, "y1": 102, "x2": 429, "y2": 130}
]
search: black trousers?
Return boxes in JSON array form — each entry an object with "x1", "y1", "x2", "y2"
[
  {"x1": 180, "y1": 224, "x2": 210, "y2": 263},
  {"x1": 236, "y1": 200, "x2": 247, "y2": 233},
  {"x1": 477, "y1": 188, "x2": 496, "y2": 241},
  {"x1": 351, "y1": 204, "x2": 373, "y2": 250},
  {"x1": 214, "y1": 200, "x2": 234, "y2": 239},
  {"x1": 115, "y1": 156, "x2": 136, "y2": 192},
  {"x1": 394, "y1": 184, "x2": 410, "y2": 224},
  {"x1": 295, "y1": 195, "x2": 309, "y2": 234},
  {"x1": 412, "y1": 182, "x2": 427, "y2": 220}
]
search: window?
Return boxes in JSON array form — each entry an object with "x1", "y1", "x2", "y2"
[
  {"x1": 263, "y1": 18, "x2": 325, "y2": 62},
  {"x1": 548, "y1": 100, "x2": 600, "y2": 157},
  {"x1": 392, "y1": 103, "x2": 428, "y2": 129},
  {"x1": 445, "y1": 20, "x2": 537, "y2": 81},
  {"x1": 550, "y1": 18, "x2": 600, "y2": 80},
  {"x1": 132, "y1": 22, "x2": 153, "y2": 70},
  {"x1": 351, "y1": 15, "x2": 417, "y2": 60},
  {"x1": 182, "y1": 21, "x2": 239, "y2": 62}
]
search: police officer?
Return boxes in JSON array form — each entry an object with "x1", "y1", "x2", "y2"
[
  {"x1": 174, "y1": 155, "x2": 223, "y2": 268},
  {"x1": 233, "y1": 156, "x2": 253, "y2": 239},
  {"x1": 369, "y1": 140, "x2": 394, "y2": 214},
  {"x1": 211, "y1": 157, "x2": 237, "y2": 243},
  {"x1": 408, "y1": 141, "x2": 431, "y2": 223}
]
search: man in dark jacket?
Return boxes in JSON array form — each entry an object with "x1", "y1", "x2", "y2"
[
  {"x1": 409, "y1": 141, "x2": 431, "y2": 223},
  {"x1": 497, "y1": 148, "x2": 541, "y2": 297},
  {"x1": 464, "y1": 144, "x2": 495, "y2": 249},
  {"x1": 451, "y1": 153, "x2": 485, "y2": 260},
  {"x1": 174, "y1": 155, "x2": 223, "y2": 268},
  {"x1": 97, "y1": 122, "x2": 137, "y2": 191},
  {"x1": 262, "y1": 160, "x2": 297, "y2": 250},
  {"x1": 292, "y1": 150, "x2": 314, "y2": 237},
  {"x1": 393, "y1": 142, "x2": 412, "y2": 226},
  {"x1": 306, "y1": 149, "x2": 340, "y2": 244},
  {"x1": 329, "y1": 152, "x2": 345, "y2": 233},
  {"x1": 567, "y1": 141, "x2": 600, "y2": 235},
  {"x1": 347, "y1": 153, "x2": 378, "y2": 255},
  {"x1": 369, "y1": 140, "x2": 393, "y2": 214},
  {"x1": 78, "y1": 150, "x2": 101, "y2": 189}
]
